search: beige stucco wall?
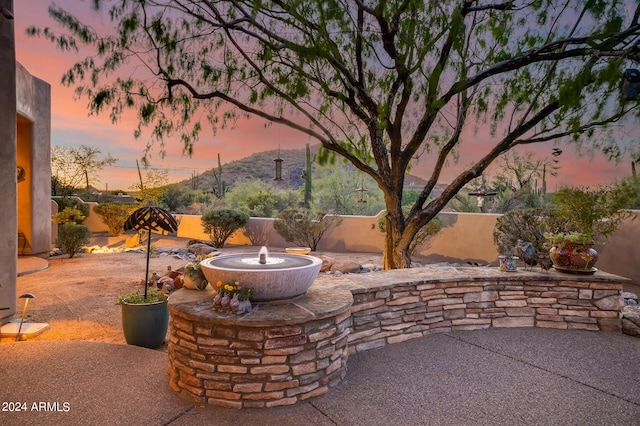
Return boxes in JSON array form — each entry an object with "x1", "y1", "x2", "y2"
[
  {"x1": 16, "y1": 63, "x2": 51, "y2": 255},
  {"x1": 0, "y1": 0, "x2": 17, "y2": 323},
  {"x1": 596, "y1": 211, "x2": 640, "y2": 287},
  {"x1": 80, "y1": 205, "x2": 639, "y2": 285}
]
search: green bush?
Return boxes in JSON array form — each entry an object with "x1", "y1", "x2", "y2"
[
  {"x1": 273, "y1": 208, "x2": 342, "y2": 251},
  {"x1": 56, "y1": 224, "x2": 91, "y2": 258},
  {"x1": 54, "y1": 197, "x2": 90, "y2": 220},
  {"x1": 93, "y1": 203, "x2": 137, "y2": 236},
  {"x1": 551, "y1": 180, "x2": 637, "y2": 241},
  {"x1": 201, "y1": 208, "x2": 250, "y2": 248},
  {"x1": 493, "y1": 208, "x2": 569, "y2": 256},
  {"x1": 53, "y1": 207, "x2": 87, "y2": 225}
]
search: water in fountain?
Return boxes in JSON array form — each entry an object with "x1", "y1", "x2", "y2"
[{"x1": 199, "y1": 246, "x2": 323, "y2": 301}]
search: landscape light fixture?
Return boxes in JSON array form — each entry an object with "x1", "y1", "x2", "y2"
[
  {"x1": 16, "y1": 293, "x2": 35, "y2": 342},
  {"x1": 1, "y1": 8, "x2": 13, "y2": 19}
]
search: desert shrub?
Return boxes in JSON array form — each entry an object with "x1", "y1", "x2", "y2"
[
  {"x1": 551, "y1": 180, "x2": 638, "y2": 241},
  {"x1": 56, "y1": 224, "x2": 91, "y2": 258},
  {"x1": 493, "y1": 208, "x2": 569, "y2": 256},
  {"x1": 53, "y1": 207, "x2": 87, "y2": 225},
  {"x1": 273, "y1": 208, "x2": 342, "y2": 251},
  {"x1": 93, "y1": 203, "x2": 137, "y2": 236},
  {"x1": 243, "y1": 220, "x2": 271, "y2": 246},
  {"x1": 377, "y1": 212, "x2": 443, "y2": 255},
  {"x1": 201, "y1": 208, "x2": 249, "y2": 247},
  {"x1": 54, "y1": 197, "x2": 90, "y2": 219}
]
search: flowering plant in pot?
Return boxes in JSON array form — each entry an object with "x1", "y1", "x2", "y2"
[
  {"x1": 213, "y1": 280, "x2": 254, "y2": 314},
  {"x1": 545, "y1": 180, "x2": 636, "y2": 273}
]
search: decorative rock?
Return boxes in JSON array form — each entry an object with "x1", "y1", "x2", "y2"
[
  {"x1": 623, "y1": 292, "x2": 639, "y2": 306},
  {"x1": 330, "y1": 261, "x2": 361, "y2": 274},
  {"x1": 125, "y1": 233, "x2": 140, "y2": 247},
  {"x1": 188, "y1": 243, "x2": 219, "y2": 257},
  {"x1": 622, "y1": 305, "x2": 640, "y2": 337},
  {"x1": 316, "y1": 255, "x2": 335, "y2": 272}
]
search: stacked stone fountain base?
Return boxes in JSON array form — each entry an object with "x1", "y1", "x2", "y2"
[{"x1": 168, "y1": 286, "x2": 352, "y2": 408}]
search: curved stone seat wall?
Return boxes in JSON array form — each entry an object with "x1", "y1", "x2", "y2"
[
  {"x1": 168, "y1": 266, "x2": 626, "y2": 408},
  {"x1": 314, "y1": 267, "x2": 625, "y2": 355}
]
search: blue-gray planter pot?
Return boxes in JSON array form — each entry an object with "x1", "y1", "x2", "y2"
[{"x1": 121, "y1": 300, "x2": 169, "y2": 349}]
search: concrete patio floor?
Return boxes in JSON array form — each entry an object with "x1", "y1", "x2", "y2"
[{"x1": 1, "y1": 328, "x2": 640, "y2": 425}]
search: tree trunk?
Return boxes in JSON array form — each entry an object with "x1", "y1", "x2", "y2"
[{"x1": 382, "y1": 208, "x2": 412, "y2": 269}]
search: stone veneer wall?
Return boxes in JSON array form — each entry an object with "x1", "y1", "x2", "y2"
[
  {"x1": 168, "y1": 286, "x2": 352, "y2": 409},
  {"x1": 168, "y1": 267, "x2": 626, "y2": 408},
  {"x1": 320, "y1": 268, "x2": 625, "y2": 355}
]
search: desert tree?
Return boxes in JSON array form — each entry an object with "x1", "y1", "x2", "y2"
[
  {"x1": 51, "y1": 144, "x2": 117, "y2": 195},
  {"x1": 32, "y1": 0, "x2": 640, "y2": 268}
]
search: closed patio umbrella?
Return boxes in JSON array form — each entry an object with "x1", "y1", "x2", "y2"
[{"x1": 124, "y1": 206, "x2": 178, "y2": 300}]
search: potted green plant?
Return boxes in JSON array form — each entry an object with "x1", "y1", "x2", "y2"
[
  {"x1": 182, "y1": 262, "x2": 208, "y2": 290},
  {"x1": 118, "y1": 205, "x2": 178, "y2": 348},
  {"x1": 117, "y1": 287, "x2": 169, "y2": 348},
  {"x1": 545, "y1": 180, "x2": 637, "y2": 273}
]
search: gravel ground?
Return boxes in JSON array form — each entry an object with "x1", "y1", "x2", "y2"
[{"x1": 9, "y1": 233, "x2": 382, "y2": 345}]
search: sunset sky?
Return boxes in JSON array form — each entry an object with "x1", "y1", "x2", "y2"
[{"x1": 13, "y1": 1, "x2": 639, "y2": 192}]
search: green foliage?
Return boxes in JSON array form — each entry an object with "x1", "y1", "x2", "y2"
[
  {"x1": 201, "y1": 208, "x2": 249, "y2": 247},
  {"x1": 551, "y1": 179, "x2": 638, "y2": 241},
  {"x1": 92, "y1": 203, "x2": 136, "y2": 236},
  {"x1": 56, "y1": 224, "x2": 91, "y2": 258},
  {"x1": 130, "y1": 163, "x2": 168, "y2": 206},
  {"x1": 449, "y1": 192, "x2": 480, "y2": 213},
  {"x1": 117, "y1": 287, "x2": 168, "y2": 305},
  {"x1": 54, "y1": 197, "x2": 90, "y2": 220},
  {"x1": 312, "y1": 164, "x2": 385, "y2": 215},
  {"x1": 53, "y1": 207, "x2": 87, "y2": 225},
  {"x1": 493, "y1": 208, "x2": 570, "y2": 256},
  {"x1": 161, "y1": 184, "x2": 184, "y2": 211},
  {"x1": 225, "y1": 179, "x2": 277, "y2": 217},
  {"x1": 273, "y1": 208, "x2": 343, "y2": 251},
  {"x1": 544, "y1": 231, "x2": 595, "y2": 246},
  {"x1": 176, "y1": 189, "x2": 216, "y2": 214}
]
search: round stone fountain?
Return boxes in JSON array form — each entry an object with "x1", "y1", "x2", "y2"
[
  {"x1": 199, "y1": 247, "x2": 323, "y2": 301},
  {"x1": 167, "y1": 247, "x2": 352, "y2": 408}
]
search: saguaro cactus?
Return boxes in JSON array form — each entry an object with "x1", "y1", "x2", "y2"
[
  {"x1": 212, "y1": 153, "x2": 225, "y2": 199},
  {"x1": 303, "y1": 144, "x2": 312, "y2": 208}
]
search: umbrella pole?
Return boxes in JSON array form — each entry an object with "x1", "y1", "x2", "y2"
[{"x1": 144, "y1": 227, "x2": 151, "y2": 300}]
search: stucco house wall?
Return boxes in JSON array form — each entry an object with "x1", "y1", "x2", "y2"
[{"x1": 1, "y1": 0, "x2": 51, "y2": 324}]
